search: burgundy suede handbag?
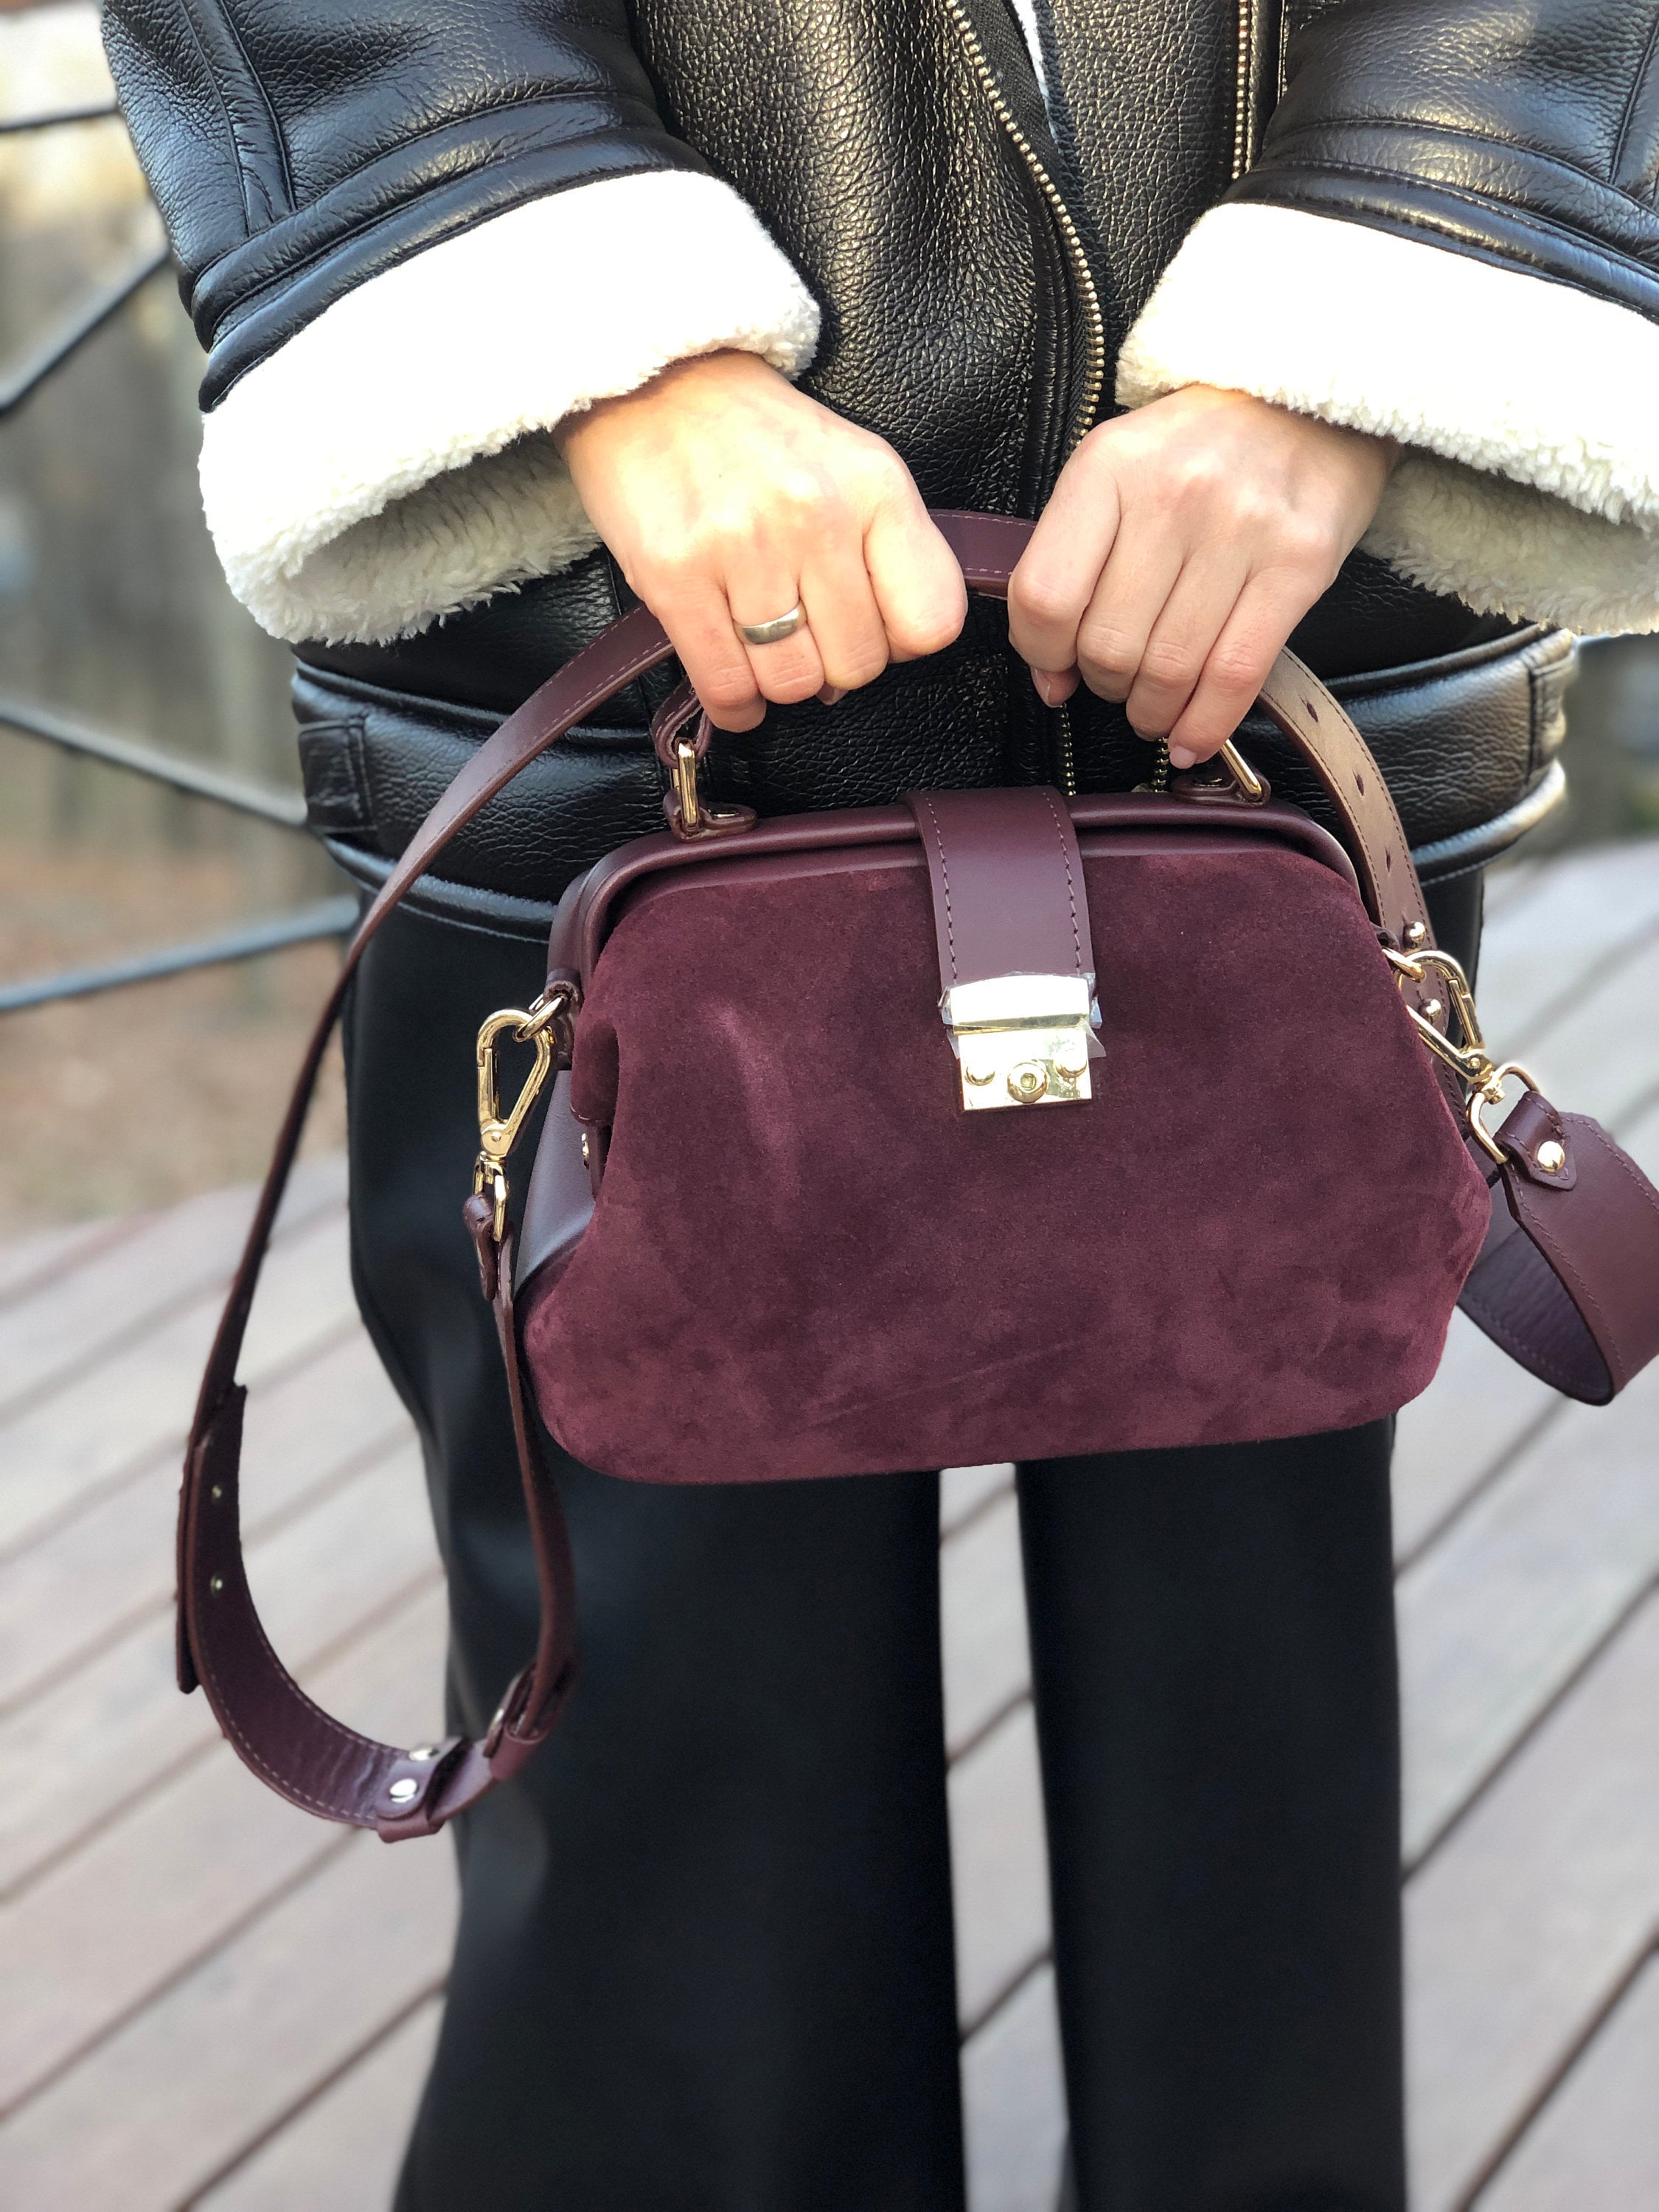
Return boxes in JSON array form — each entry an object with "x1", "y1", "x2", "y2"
[{"x1": 178, "y1": 511, "x2": 1659, "y2": 1840}]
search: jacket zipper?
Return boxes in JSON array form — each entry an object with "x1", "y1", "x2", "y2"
[
  {"x1": 942, "y1": 0, "x2": 1106, "y2": 453},
  {"x1": 1231, "y1": 0, "x2": 1262, "y2": 178},
  {"x1": 942, "y1": 0, "x2": 1109, "y2": 797}
]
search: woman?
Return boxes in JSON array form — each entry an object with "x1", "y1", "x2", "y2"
[{"x1": 103, "y1": 2, "x2": 1659, "y2": 2205}]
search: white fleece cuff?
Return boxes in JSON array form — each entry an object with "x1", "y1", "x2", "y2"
[
  {"x1": 198, "y1": 168, "x2": 821, "y2": 643},
  {"x1": 1116, "y1": 201, "x2": 1659, "y2": 635}
]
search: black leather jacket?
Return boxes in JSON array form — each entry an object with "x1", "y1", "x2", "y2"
[{"x1": 102, "y1": 0, "x2": 1659, "y2": 910}]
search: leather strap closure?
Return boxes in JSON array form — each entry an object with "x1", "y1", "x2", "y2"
[
  {"x1": 173, "y1": 509, "x2": 1659, "y2": 1840},
  {"x1": 1495, "y1": 1087, "x2": 1576, "y2": 1190},
  {"x1": 905, "y1": 786, "x2": 1100, "y2": 1110},
  {"x1": 905, "y1": 786, "x2": 1096, "y2": 991}
]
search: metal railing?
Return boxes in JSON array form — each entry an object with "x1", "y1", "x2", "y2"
[{"x1": 0, "y1": 98, "x2": 355, "y2": 1013}]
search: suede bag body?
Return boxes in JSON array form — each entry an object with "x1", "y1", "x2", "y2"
[{"x1": 518, "y1": 814, "x2": 1491, "y2": 1484}]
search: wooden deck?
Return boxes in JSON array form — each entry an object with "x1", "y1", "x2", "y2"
[{"x1": 0, "y1": 836, "x2": 1655, "y2": 2211}]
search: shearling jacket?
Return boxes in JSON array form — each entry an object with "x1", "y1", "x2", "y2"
[{"x1": 100, "y1": 0, "x2": 1659, "y2": 905}]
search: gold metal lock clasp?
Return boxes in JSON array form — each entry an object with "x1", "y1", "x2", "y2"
[{"x1": 942, "y1": 975, "x2": 1096, "y2": 1112}]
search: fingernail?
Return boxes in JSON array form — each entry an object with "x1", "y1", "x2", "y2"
[
  {"x1": 1168, "y1": 745, "x2": 1198, "y2": 770},
  {"x1": 817, "y1": 684, "x2": 846, "y2": 706},
  {"x1": 1032, "y1": 669, "x2": 1062, "y2": 707}
]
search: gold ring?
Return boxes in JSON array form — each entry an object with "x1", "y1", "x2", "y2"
[{"x1": 739, "y1": 604, "x2": 805, "y2": 647}]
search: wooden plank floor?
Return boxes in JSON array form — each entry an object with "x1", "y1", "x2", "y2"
[{"x1": 0, "y1": 837, "x2": 1655, "y2": 2211}]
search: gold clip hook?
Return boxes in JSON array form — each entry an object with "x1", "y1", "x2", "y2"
[
  {"x1": 472, "y1": 984, "x2": 576, "y2": 1239},
  {"x1": 1385, "y1": 946, "x2": 1544, "y2": 1163}
]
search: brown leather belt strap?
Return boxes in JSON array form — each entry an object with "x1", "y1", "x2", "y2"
[{"x1": 175, "y1": 510, "x2": 1659, "y2": 1842}]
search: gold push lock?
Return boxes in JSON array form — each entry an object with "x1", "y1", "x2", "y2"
[{"x1": 942, "y1": 975, "x2": 1096, "y2": 1112}]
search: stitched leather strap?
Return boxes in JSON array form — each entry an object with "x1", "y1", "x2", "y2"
[
  {"x1": 904, "y1": 785, "x2": 1096, "y2": 995},
  {"x1": 175, "y1": 510, "x2": 1659, "y2": 1840},
  {"x1": 1463, "y1": 1104, "x2": 1659, "y2": 1404}
]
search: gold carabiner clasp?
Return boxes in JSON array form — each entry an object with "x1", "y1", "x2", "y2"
[
  {"x1": 472, "y1": 984, "x2": 577, "y2": 1239},
  {"x1": 1385, "y1": 945, "x2": 1495, "y2": 1085},
  {"x1": 1384, "y1": 945, "x2": 1545, "y2": 1164},
  {"x1": 477, "y1": 1012, "x2": 554, "y2": 1161}
]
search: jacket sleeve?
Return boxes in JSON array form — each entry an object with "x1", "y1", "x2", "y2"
[
  {"x1": 101, "y1": 0, "x2": 818, "y2": 643},
  {"x1": 1116, "y1": 0, "x2": 1659, "y2": 635}
]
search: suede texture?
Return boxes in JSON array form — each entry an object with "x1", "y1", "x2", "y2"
[{"x1": 522, "y1": 846, "x2": 1490, "y2": 1484}]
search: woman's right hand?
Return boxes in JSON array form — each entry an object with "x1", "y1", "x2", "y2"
[{"x1": 555, "y1": 349, "x2": 967, "y2": 732}]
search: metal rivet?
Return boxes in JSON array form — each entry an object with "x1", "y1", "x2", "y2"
[
  {"x1": 1052, "y1": 1035, "x2": 1088, "y2": 1077},
  {"x1": 387, "y1": 1777, "x2": 420, "y2": 1804},
  {"x1": 209, "y1": 1484, "x2": 223, "y2": 1503},
  {"x1": 409, "y1": 1745, "x2": 442, "y2": 1762},
  {"x1": 209, "y1": 1574, "x2": 224, "y2": 1595},
  {"x1": 1008, "y1": 1061, "x2": 1048, "y2": 1104},
  {"x1": 1536, "y1": 1139, "x2": 1567, "y2": 1175},
  {"x1": 963, "y1": 1056, "x2": 996, "y2": 1087},
  {"x1": 1403, "y1": 922, "x2": 1428, "y2": 948},
  {"x1": 580, "y1": 1133, "x2": 591, "y2": 1167},
  {"x1": 1422, "y1": 998, "x2": 1443, "y2": 1021}
]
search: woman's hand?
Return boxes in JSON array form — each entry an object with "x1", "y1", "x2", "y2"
[
  {"x1": 557, "y1": 349, "x2": 967, "y2": 732},
  {"x1": 1008, "y1": 386, "x2": 1397, "y2": 765}
]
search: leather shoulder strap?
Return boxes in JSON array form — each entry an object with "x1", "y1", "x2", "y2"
[
  {"x1": 179, "y1": 604, "x2": 673, "y2": 1840},
  {"x1": 175, "y1": 511, "x2": 1659, "y2": 1841}
]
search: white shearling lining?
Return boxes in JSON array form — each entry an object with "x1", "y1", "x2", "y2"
[
  {"x1": 198, "y1": 169, "x2": 821, "y2": 642},
  {"x1": 1116, "y1": 201, "x2": 1659, "y2": 635}
]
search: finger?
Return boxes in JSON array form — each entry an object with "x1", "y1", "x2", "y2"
[
  {"x1": 648, "y1": 580, "x2": 768, "y2": 734},
  {"x1": 1119, "y1": 545, "x2": 1251, "y2": 741},
  {"x1": 798, "y1": 529, "x2": 890, "y2": 695},
  {"x1": 1072, "y1": 518, "x2": 1184, "y2": 709},
  {"x1": 1007, "y1": 459, "x2": 1122, "y2": 680},
  {"x1": 725, "y1": 555, "x2": 827, "y2": 708},
  {"x1": 1166, "y1": 570, "x2": 1319, "y2": 763},
  {"x1": 863, "y1": 486, "x2": 968, "y2": 664},
  {"x1": 1033, "y1": 667, "x2": 1081, "y2": 708}
]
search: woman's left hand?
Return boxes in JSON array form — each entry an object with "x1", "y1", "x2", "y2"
[{"x1": 1007, "y1": 385, "x2": 1397, "y2": 766}]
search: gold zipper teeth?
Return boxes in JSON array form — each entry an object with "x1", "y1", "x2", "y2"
[
  {"x1": 942, "y1": 0, "x2": 1106, "y2": 457},
  {"x1": 1232, "y1": 0, "x2": 1259, "y2": 179}
]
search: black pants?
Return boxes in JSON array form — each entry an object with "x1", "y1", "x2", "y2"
[{"x1": 352, "y1": 874, "x2": 1481, "y2": 2212}]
